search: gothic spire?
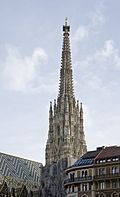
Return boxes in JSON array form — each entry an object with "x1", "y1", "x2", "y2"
[
  {"x1": 46, "y1": 20, "x2": 87, "y2": 168},
  {"x1": 58, "y1": 18, "x2": 74, "y2": 99}
]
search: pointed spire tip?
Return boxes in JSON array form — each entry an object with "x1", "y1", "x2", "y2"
[
  {"x1": 63, "y1": 18, "x2": 70, "y2": 32},
  {"x1": 65, "y1": 17, "x2": 68, "y2": 26}
]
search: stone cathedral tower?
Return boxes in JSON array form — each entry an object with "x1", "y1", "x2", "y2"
[
  {"x1": 46, "y1": 19, "x2": 87, "y2": 166},
  {"x1": 43, "y1": 19, "x2": 87, "y2": 197}
]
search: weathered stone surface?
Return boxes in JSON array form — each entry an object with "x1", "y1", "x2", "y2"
[
  {"x1": 44, "y1": 19, "x2": 87, "y2": 197},
  {"x1": 42, "y1": 159, "x2": 67, "y2": 197}
]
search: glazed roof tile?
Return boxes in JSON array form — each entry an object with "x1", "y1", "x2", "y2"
[{"x1": 0, "y1": 152, "x2": 42, "y2": 183}]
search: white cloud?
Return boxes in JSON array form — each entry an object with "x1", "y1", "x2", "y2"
[
  {"x1": 89, "y1": 1, "x2": 105, "y2": 29},
  {"x1": 78, "y1": 40, "x2": 120, "y2": 70},
  {"x1": 72, "y1": 1, "x2": 105, "y2": 45},
  {"x1": 1, "y1": 46, "x2": 48, "y2": 92},
  {"x1": 75, "y1": 39, "x2": 120, "y2": 97},
  {"x1": 72, "y1": 26, "x2": 88, "y2": 43}
]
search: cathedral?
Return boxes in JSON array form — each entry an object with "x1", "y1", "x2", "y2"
[{"x1": 0, "y1": 19, "x2": 87, "y2": 196}]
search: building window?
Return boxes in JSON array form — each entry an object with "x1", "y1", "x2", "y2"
[
  {"x1": 89, "y1": 169, "x2": 92, "y2": 176},
  {"x1": 82, "y1": 183, "x2": 87, "y2": 191},
  {"x1": 78, "y1": 184, "x2": 80, "y2": 191},
  {"x1": 81, "y1": 170, "x2": 87, "y2": 178},
  {"x1": 77, "y1": 170, "x2": 80, "y2": 177},
  {"x1": 89, "y1": 183, "x2": 92, "y2": 190},
  {"x1": 95, "y1": 182, "x2": 98, "y2": 190},
  {"x1": 112, "y1": 166, "x2": 119, "y2": 174},
  {"x1": 99, "y1": 181, "x2": 105, "y2": 189},
  {"x1": 81, "y1": 171, "x2": 84, "y2": 178},
  {"x1": 99, "y1": 168, "x2": 105, "y2": 175},
  {"x1": 112, "y1": 180, "x2": 117, "y2": 188},
  {"x1": 106, "y1": 180, "x2": 110, "y2": 188},
  {"x1": 68, "y1": 186, "x2": 71, "y2": 193},
  {"x1": 99, "y1": 159, "x2": 106, "y2": 163},
  {"x1": 113, "y1": 157, "x2": 119, "y2": 161},
  {"x1": 72, "y1": 186, "x2": 74, "y2": 192},
  {"x1": 70, "y1": 172, "x2": 75, "y2": 180},
  {"x1": 85, "y1": 170, "x2": 87, "y2": 178}
]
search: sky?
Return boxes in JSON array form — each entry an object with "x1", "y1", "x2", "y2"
[{"x1": 0, "y1": 0, "x2": 120, "y2": 165}]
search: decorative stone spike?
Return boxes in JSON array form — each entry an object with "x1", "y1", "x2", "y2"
[
  {"x1": 49, "y1": 102, "x2": 53, "y2": 117},
  {"x1": 80, "y1": 102, "x2": 83, "y2": 119}
]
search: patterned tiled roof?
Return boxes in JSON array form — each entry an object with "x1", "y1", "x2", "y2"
[{"x1": 0, "y1": 152, "x2": 42, "y2": 183}]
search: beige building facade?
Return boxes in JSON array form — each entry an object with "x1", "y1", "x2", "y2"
[{"x1": 64, "y1": 146, "x2": 120, "y2": 197}]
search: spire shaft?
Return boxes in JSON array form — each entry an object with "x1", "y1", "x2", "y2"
[{"x1": 58, "y1": 19, "x2": 74, "y2": 99}]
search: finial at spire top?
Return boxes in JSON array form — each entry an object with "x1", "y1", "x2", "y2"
[
  {"x1": 63, "y1": 18, "x2": 70, "y2": 33},
  {"x1": 65, "y1": 17, "x2": 68, "y2": 26}
]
